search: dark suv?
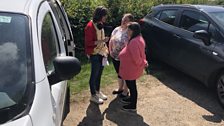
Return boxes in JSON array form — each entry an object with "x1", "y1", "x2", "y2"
[{"x1": 140, "y1": 4, "x2": 224, "y2": 107}]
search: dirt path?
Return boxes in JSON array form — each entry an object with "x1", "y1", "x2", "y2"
[{"x1": 63, "y1": 62, "x2": 224, "y2": 126}]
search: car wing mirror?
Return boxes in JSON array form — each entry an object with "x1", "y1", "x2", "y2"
[
  {"x1": 48, "y1": 56, "x2": 81, "y2": 85},
  {"x1": 193, "y1": 30, "x2": 211, "y2": 46}
]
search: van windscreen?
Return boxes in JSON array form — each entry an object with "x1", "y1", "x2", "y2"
[{"x1": 0, "y1": 13, "x2": 33, "y2": 124}]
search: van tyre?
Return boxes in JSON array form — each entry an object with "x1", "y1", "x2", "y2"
[{"x1": 216, "y1": 73, "x2": 224, "y2": 108}]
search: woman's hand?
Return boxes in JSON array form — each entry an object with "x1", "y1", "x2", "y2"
[
  {"x1": 104, "y1": 37, "x2": 110, "y2": 42},
  {"x1": 145, "y1": 61, "x2": 149, "y2": 68},
  {"x1": 95, "y1": 37, "x2": 110, "y2": 45}
]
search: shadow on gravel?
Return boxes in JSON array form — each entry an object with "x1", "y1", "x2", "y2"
[
  {"x1": 77, "y1": 102, "x2": 103, "y2": 126},
  {"x1": 77, "y1": 98, "x2": 149, "y2": 126},
  {"x1": 147, "y1": 60, "x2": 224, "y2": 123},
  {"x1": 103, "y1": 97, "x2": 150, "y2": 126}
]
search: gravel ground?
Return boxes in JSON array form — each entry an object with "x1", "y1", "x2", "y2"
[{"x1": 63, "y1": 61, "x2": 224, "y2": 126}]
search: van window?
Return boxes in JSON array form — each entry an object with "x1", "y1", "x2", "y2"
[
  {"x1": 0, "y1": 13, "x2": 32, "y2": 124},
  {"x1": 49, "y1": 1, "x2": 75, "y2": 56},
  {"x1": 180, "y1": 10, "x2": 209, "y2": 32},
  {"x1": 49, "y1": 2, "x2": 69, "y2": 41},
  {"x1": 157, "y1": 10, "x2": 178, "y2": 26},
  {"x1": 41, "y1": 13, "x2": 59, "y2": 74}
]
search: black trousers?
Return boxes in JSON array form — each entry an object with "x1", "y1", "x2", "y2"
[
  {"x1": 112, "y1": 58, "x2": 121, "y2": 79},
  {"x1": 125, "y1": 80, "x2": 137, "y2": 108}
]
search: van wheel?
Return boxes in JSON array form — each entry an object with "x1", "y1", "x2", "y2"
[{"x1": 216, "y1": 73, "x2": 224, "y2": 108}]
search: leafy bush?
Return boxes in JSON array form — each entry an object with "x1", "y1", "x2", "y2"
[{"x1": 61, "y1": 0, "x2": 210, "y2": 60}]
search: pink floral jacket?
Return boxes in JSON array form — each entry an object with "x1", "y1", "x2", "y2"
[{"x1": 119, "y1": 35, "x2": 147, "y2": 80}]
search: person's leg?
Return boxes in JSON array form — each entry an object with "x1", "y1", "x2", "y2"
[
  {"x1": 95, "y1": 55, "x2": 104, "y2": 92},
  {"x1": 89, "y1": 55, "x2": 104, "y2": 92},
  {"x1": 119, "y1": 80, "x2": 130, "y2": 98},
  {"x1": 112, "y1": 58, "x2": 124, "y2": 94},
  {"x1": 114, "y1": 59, "x2": 128, "y2": 95},
  {"x1": 121, "y1": 80, "x2": 129, "y2": 95},
  {"x1": 123, "y1": 80, "x2": 137, "y2": 110},
  {"x1": 89, "y1": 55, "x2": 104, "y2": 104},
  {"x1": 93, "y1": 55, "x2": 108, "y2": 100},
  {"x1": 89, "y1": 55, "x2": 99, "y2": 95},
  {"x1": 117, "y1": 78, "x2": 124, "y2": 91}
]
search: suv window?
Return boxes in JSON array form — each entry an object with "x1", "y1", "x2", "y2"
[
  {"x1": 156, "y1": 9, "x2": 178, "y2": 26},
  {"x1": 209, "y1": 24, "x2": 224, "y2": 43},
  {"x1": 41, "y1": 13, "x2": 59, "y2": 74},
  {"x1": 180, "y1": 10, "x2": 209, "y2": 32}
]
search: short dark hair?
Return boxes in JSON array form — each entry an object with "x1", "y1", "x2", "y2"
[
  {"x1": 93, "y1": 6, "x2": 108, "y2": 23},
  {"x1": 128, "y1": 22, "x2": 141, "y2": 40}
]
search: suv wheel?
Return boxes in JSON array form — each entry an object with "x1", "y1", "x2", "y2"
[{"x1": 216, "y1": 74, "x2": 224, "y2": 108}]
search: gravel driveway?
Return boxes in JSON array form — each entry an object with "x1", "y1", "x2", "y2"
[{"x1": 63, "y1": 61, "x2": 224, "y2": 126}]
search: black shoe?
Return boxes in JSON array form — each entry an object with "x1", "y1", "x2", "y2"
[
  {"x1": 112, "y1": 89, "x2": 123, "y2": 95},
  {"x1": 121, "y1": 104, "x2": 136, "y2": 112},
  {"x1": 118, "y1": 93, "x2": 129, "y2": 99},
  {"x1": 120, "y1": 97, "x2": 131, "y2": 104}
]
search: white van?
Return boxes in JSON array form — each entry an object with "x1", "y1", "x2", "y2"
[{"x1": 0, "y1": 0, "x2": 81, "y2": 126}]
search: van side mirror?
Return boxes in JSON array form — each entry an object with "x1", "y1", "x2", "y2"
[
  {"x1": 193, "y1": 30, "x2": 211, "y2": 46},
  {"x1": 48, "y1": 56, "x2": 81, "y2": 85}
]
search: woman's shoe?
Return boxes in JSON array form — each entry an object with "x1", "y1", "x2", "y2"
[
  {"x1": 118, "y1": 92, "x2": 129, "y2": 99},
  {"x1": 119, "y1": 97, "x2": 131, "y2": 104},
  {"x1": 96, "y1": 91, "x2": 107, "y2": 100},
  {"x1": 112, "y1": 89, "x2": 123, "y2": 95},
  {"x1": 90, "y1": 95, "x2": 104, "y2": 104}
]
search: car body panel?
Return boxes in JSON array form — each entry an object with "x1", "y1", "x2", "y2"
[
  {"x1": 0, "y1": 0, "x2": 30, "y2": 13},
  {"x1": 29, "y1": 79, "x2": 55, "y2": 126},
  {"x1": 0, "y1": 0, "x2": 79, "y2": 125},
  {"x1": 2, "y1": 116, "x2": 33, "y2": 126},
  {"x1": 141, "y1": 4, "x2": 224, "y2": 86},
  {"x1": 35, "y1": 1, "x2": 67, "y2": 126}
]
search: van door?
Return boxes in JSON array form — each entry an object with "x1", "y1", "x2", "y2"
[
  {"x1": 37, "y1": 2, "x2": 68, "y2": 126},
  {"x1": 48, "y1": 0, "x2": 75, "y2": 57}
]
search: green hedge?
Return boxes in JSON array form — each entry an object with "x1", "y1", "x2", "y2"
[{"x1": 61, "y1": 0, "x2": 211, "y2": 60}]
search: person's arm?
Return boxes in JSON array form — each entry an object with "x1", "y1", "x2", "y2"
[
  {"x1": 128, "y1": 39, "x2": 144, "y2": 66},
  {"x1": 108, "y1": 28, "x2": 118, "y2": 58},
  {"x1": 84, "y1": 25, "x2": 96, "y2": 47},
  {"x1": 109, "y1": 38, "x2": 113, "y2": 55},
  {"x1": 94, "y1": 37, "x2": 109, "y2": 45}
]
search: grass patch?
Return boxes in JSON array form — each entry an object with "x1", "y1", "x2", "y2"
[{"x1": 69, "y1": 60, "x2": 117, "y2": 95}]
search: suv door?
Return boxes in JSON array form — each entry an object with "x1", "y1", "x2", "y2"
[
  {"x1": 143, "y1": 9, "x2": 179, "y2": 62},
  {"x1": 172, "y1": 10, "x2": 217, "y2": 82}
]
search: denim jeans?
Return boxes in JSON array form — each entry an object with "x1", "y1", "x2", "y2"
[{"x1": 89, "y1": 55, "x2": 104, "y2": 95}]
